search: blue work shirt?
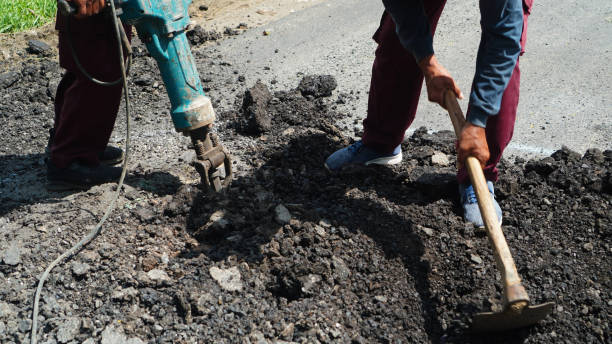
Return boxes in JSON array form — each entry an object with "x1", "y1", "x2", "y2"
[{"x1": 382, "y1": 0, "x2": 524, "y2": 127}]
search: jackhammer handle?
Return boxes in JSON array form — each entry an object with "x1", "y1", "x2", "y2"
[{"x1": 444, "y1": 91, "x2": 529, "y2": 308}]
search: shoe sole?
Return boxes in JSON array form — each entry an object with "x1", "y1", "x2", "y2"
[
  {"x1": 324, "y1": 151, "x2": 403, "y2": 171},
  {"x1": 364, "y1": 151, "x2": 403, "y2": 166},
  {"x1": 474, "y1": 216, "x2": 503, "y2": 229},
  {"x1": 100, "y1": 157, "x2": 124, "y2": 166},
  {"x1": 100, "y1": 152, "x2": 125, "y2": 166},
  {"x1": 46, "y1": 148, "x2": 124, "y2": 166}
]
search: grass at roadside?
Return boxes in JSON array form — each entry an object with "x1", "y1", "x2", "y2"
[{"x1": 0, "y1": 0, "x2": 56, "y2": 33}]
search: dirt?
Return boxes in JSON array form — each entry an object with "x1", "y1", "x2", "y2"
[
  {"x1": 190, "y1": 0, "x2": 326, "y2": 31},
  {"x1": 0, "y1": 11, "x2": 611, "y2": 344},
  {"x1": 0, "y1": 0, "x2": 324, "y2": 69}
]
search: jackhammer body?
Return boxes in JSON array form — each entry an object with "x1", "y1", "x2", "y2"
[
  {"x1": 59, "y1": 0, "x2": 232, "y2": 190},
  {"x1": 118, "y1": 0, "x2": 214, "y2": 131}
]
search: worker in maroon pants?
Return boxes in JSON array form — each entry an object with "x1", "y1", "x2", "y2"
[
  {"x1": 47, "y1": 0, "x2": 130, "y2": 190},
  {"x1": 325, "y1": 0, "x2": 532, "y2": 228}
]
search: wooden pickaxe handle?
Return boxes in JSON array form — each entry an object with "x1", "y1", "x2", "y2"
[{"x1": 444, "y1": 91, "x2": 529, "y2": 310}]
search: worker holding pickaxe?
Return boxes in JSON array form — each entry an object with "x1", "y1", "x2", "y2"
[{"x1": 325, "y1": 0, "x2": 532, "y2": 228}]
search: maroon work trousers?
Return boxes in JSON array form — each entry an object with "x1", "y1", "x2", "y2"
[
  {"x1": 362, "y1": 0, "x2": 532, "y2": 183},
  {"x1": 51, "y1": 13, "x2": 131, "y2": 168}
]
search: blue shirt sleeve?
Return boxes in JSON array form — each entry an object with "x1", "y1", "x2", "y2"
[
  {"x1": 467, "y1": 0, "x2": 523, "y2": 127},
  {"x1": 381, "y1": 0, "x2": 434, "y2": 62},
  {"x1": 381, "y1": 0, "x2": 524, "y2": 128}
]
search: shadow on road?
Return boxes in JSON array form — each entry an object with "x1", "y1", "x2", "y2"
[{"x1": 0, "y1": 153, "x2": 182, "y2": 217}]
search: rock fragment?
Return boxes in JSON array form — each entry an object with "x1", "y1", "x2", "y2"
[
  {"x1": 280, "y1": 322, "x2": 295, "y2": 340},
  {"x1": 186, "y1": 25, "x2": 221, "y2": 45},
  {"x1": 209, "y1": 210, "x2": 229, "y2": 229},
  {"x1": 331, "y1": 256, "x2": 350, "y2": 281},
  {"x1": 274, "y1": 204, "x2": 292, "y2": 224},
  {"x1": 209, "y1": 266, "x2": 243, "y2": 291},
  {"x1": 0, "y1": 301, "x2": 16, "y2": 319},
  {"x1": 192, "y1": 292, "x2": 215, "y2": 315},
  {"x1": 56, "y1": 317, "x2": 80, "y2": 343},
  {"x1": 418, "y1": 225, "x2": 434, "y2": 236},
  {"x1": 2, "y1": 245, "x2": 21, "y2": 266},
  {"x1": 134, "y1": 76, "x2": 152, "y2": 86},
  {"x1": 80, "y1": 250, "x2": 100, "y2": 263},
  {"x1": 248, "y1": 331, "x2": 268, "y2": 344},
  {"x1": 374, "y1": 295, "x2": 388, "y2": 303},
  {"x1": 319, "y1": 219, "x2": 332, "y2": 228},
  {"x1": 224, "y1": 26, "x2": 240, "y2": 36},
  {"x1": 0, "y1": 71, "x2": 20, "y2": 89},
  {"x1": 243, "y1": 81, "x2": 273, "y2": 134},
  {"x1": 100, "y1": 325, "x2": 145, "y2": 344},
  {"x1": 147, "y1": 269, "x2": 172, "y2": 285},
  {"x1": 470, "y1": 254, "x2": 483, "y2": 265},
  {"x1": 161, "y1": 252, "x2": 169, "y2": 265},
  {"x1": 314, "y1": 225, "x2": 326, "y2": 237},
  {"x1": 298, "y1": 75, "x2": 337, "y2": 98},
  {"x1": 134, "y1": 207, "x2": 155, "y2": 223},
  {"x1": 71, "y1": 262, "x2": 90, "y2": 277},
  {"x1": 298, "y1": 274, "x2": 321, "y2": 294},
  {"x1": 552, "y1": 145, "x2": 581, "y2": 163},
  {"x1": 111, "y1": 287, "x2": 139, "y2": 301},
  {"x1": 18, "y1": 319, "x2": 30, "y2": 332},
  {"x1": 101, "y1": 324, "x2": 126, "y2": 344},
  {"x1": 27, "y1": 39, "x2": 52, "y2": 56},
  {"x1": 431, "y1": 151, "x2": 450, "y2": 166}
]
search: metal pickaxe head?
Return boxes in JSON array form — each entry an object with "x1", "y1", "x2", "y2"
[{"x1": 471, "y1": 301, "x2": 555, "y2": 333}]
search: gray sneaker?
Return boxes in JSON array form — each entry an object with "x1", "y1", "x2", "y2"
[
  {"x1": 459, "y1": 181, "x2": 503, "y2": 228},
  {"x1": 324, "y1": 141, "x2": 402, "y2": 171}
]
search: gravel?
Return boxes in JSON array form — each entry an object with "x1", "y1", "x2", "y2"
[{"x1": 0, "y1": 33, "x2": 609, "y2": 344}]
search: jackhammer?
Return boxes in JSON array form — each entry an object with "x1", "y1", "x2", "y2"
[
  {"x1": 58, "y1": 0, "x2": 232, "y2": 191},
  {"x1": 30, "y1": 2, "x2": 231, "y2": 342}
]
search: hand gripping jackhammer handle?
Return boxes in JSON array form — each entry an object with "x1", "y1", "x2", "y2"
[
  {"x1": 58, "y1": 0, "x2": 121, "y2": 16},
  {"x1": 444, "y1": 91, "x2": 529, "y2": 312}
]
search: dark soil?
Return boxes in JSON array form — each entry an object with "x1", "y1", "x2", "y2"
[
  {"x1": 186, "y1": 25, "x2": 223, "y2": 46},
  {"x1": 0, "y1": 34, "x2": 610, "y2": 344}
]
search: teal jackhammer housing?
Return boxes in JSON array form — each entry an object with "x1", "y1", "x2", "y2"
[
  {"x1": 117, "y1": 0, "x2": 215, "y2": 132},
  {"x1": 58, "y1": 0, "x2": 232, "y2": 191}
]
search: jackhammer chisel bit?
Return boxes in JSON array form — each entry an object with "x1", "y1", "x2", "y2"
[{"x1": 189, "y1": 126, "x2": 232, "y2": 192}]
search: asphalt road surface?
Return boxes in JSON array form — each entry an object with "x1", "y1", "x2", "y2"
[{"x1": 209, "y1": 0, "x2": 611, "y2": 158}]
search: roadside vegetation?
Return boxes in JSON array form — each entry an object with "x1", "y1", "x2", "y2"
[{"x1": 0, "y1": 0, "x2": 56, "y2": 33}]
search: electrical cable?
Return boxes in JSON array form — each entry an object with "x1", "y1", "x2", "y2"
[
  {"x1": 64, "y1": 9, "x2": 132, "y2": 86},
  {"x1": 30, "y1": 2, "x2": 132, "y2": 343}
]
